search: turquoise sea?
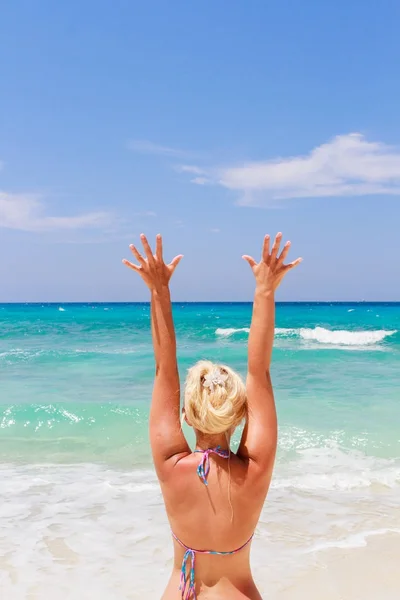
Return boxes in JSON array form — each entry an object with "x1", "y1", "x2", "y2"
[{"x1": 1, "y1": 302, "x2": 399, "y2": 599}]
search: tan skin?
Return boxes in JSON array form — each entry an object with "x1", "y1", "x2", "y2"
[{"x1": 123, "y1": 233, "x2": 301, "y2": 599}]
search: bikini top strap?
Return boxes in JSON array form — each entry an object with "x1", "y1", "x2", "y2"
[{"x1": 194, "y1": 445, "x2": 230, "y2": 485}]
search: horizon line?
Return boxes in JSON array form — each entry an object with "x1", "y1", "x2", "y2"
[{"x1": 1, "y1": 300, "x2": 399, "y2": 305}]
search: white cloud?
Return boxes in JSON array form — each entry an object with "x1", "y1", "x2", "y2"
[
  {"x1": 175, "y1": 165, "x2": 212, "y2": 185},
  {"x1": 191, "y1": 176, "x2": 211, "y2": 185},
  {"x1": 128, "y1": 139, "x2": 189, "y2": 158},
  {"x1": 177, "y1": 165, "x2": 205, "y2": 175},
  {"x1": 210, "y1": 228, "x2": 220, "y2": 233},
  {"x1": 0, "y1": 192, "x2": 111, "y2": 232},
  {"x1": 185, "y1": 133, "x2": 400, "y2": 205}
]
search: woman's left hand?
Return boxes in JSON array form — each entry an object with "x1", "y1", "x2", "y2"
[{"x1": 122, "y1": 234, "x2": 183, "y2": 291}]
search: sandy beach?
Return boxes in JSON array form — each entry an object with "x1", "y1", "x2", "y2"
[{"x1": 276, "y1": 533, "x2": 400, "y2": 600}]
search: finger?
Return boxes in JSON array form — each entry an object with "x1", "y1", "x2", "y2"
[
  {"x1": 270, "y1": 232, "x2": 282, "y2": 264},
  {"x1": 242, "y1": 255, "x2": 257, "y2": 268},
  {"x1": 277, "y1": 241, "x2": 291, "y2": 267},
  {"x1": 122, "y1": 259, "x2": 141, "y2": 273},
  {"x1": 285, "y1": 257, "x2": 303, "y2": 270},
  {"x1": 169, "y1": 254, "x2": 184, "y2": 271},
  {"x1": 140, "y1": 234, "x2": 155, "y2": 265},
  {"x1": 262, "y1": 235, "x2": 270, "y2": 263},
  {"x1": 129, "y1": 244, "x2": 146, "y2": 267},
  {"x1": 155, "y1": 234, "x2": 163, "y2": 262}
]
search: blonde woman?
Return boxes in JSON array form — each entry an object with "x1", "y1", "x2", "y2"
[{"x1": 123, "y1": 233, "x2": 302, "y2": 600}]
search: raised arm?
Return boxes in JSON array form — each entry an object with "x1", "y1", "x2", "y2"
[
  {"x1": 238, "y1": 233, "x2": 302, "y2": 472},
  {"x1": 123, "y1": 234, "x2": 190, "y2": 476}
]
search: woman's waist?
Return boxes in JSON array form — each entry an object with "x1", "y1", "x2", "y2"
[
  {"x1": 169, "y1": 522, "x2": 256, "y2": 596},
  {"x1": 172, "y1": 542, "x2": 253, "y2": 581},
  {"x1": 165, "y1": 568, "x2": 260, "y2": 600}
]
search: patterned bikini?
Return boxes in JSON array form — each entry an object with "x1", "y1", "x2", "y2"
[{"x1": 172, "y1": 447, "x2": 254, "y2": 600}]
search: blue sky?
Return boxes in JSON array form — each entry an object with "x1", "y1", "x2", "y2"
[{"x1": 1, "y1": 1, "x2": 399, "y2": 301}]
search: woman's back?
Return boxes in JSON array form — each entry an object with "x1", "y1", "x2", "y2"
[{"x1": 160, "y1": 451, "x2": 272, "y2": 599}]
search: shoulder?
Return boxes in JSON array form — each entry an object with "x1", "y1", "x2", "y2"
[
  {"x1": 154, "y1": 450, "x2": 194, "y2": 482},
  {"x1": 234, "y1": 452, "x2": 275, "y2": 490}
]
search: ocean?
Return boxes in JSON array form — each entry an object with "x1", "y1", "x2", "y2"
[{"x1": 1, "y1": 302, "x2": 399, "y2": 599}]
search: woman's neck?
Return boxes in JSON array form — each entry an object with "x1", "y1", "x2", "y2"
[{"x1": 195, "y1": 431, "x2": 231, "y2": 452}]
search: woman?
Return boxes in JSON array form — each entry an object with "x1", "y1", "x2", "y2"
[{"x1": 123, "y1": 233, "x2": 301, "y2": 600}]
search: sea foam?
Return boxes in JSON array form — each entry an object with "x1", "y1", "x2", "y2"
[
  {"x1": 298, "y1": 327, "x2": 396, "y2": 345},
  {"x1": 216, "y1": 326, "x2": 396, "y2": 346}
]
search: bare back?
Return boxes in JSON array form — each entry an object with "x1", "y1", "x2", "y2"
[{"x1": 159, "y1": 451, "x2": 273, "y2": 599}]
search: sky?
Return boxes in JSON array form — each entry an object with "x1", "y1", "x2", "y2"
[{"x1": 1, "y1": 0, "x2": 400, "y2": 302}]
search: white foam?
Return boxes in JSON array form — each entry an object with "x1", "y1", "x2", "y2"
[
  {"x1": 299, "y1": 327, "x2": 396, "y2": 345},
  {"x1": 275, "y1": 327, "x2": 297, "y2": 335},
  {"x1": 215, "y1": 327, "x2": 250, "y2": 336},
  {"x1": 273, "y1": 444, "x2": 400, "y2": 491},
  {"x1": 305, "y1": 527, "x2": 400, "y2": 553},
  {"x1": 58, "y1": 307, "x2": 66, "y2": 312},
  {"x1": 74, "y1": 347, "x2": 137, "y2": 355},
  {"x1": 215, "y1": 326, "x2": 396, "y2": 346},
  {"x1": 215, "y1": 327, "x2": 295, "y2": 337},
  {"x1": 273, "y1": 465, "x2": 400, "y2": 491},
  {"x1": 0, "y1": 348, "x2": 25, "y2": 358}
]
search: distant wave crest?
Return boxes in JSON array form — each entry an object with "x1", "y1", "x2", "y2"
[
  {"x1": 299, "y1": 327, "x2": 396, "y2": 346},
  {"x1": 216, "y1": 327, "x2": 296, "y2": 337},
  {"x1": 215, "y1": 327, "x2": 250, "y2": 336},
  {"x1": 216, "y1": 326, "x2": 396, "y2": 346}
]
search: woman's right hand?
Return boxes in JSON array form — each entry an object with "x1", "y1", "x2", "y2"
[
  {"x1": 122, "y1": 234, "x2": 183, "y2": 292},
  {"x1": 242, "y1": 232, "x2": 302, "y2": 292}
]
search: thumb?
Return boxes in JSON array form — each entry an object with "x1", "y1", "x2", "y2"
[
  {"x1": 285, "y1": 257, "x2": 303, "y2": 271},
  {"x1": 170, "y1": 254, "x2": 184, "y2": 271},
  {"x1": 242, "y1": 255, "x2": 257, "y2": 268}
]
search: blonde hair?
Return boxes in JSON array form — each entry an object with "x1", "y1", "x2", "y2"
[{"x1": 184, "y1": 360, "x2": 247, "y2": 435}]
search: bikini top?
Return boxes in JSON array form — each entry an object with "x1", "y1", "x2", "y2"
[{"x1": 172, "y1": 446, "x2": 254, "y2": 600}]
